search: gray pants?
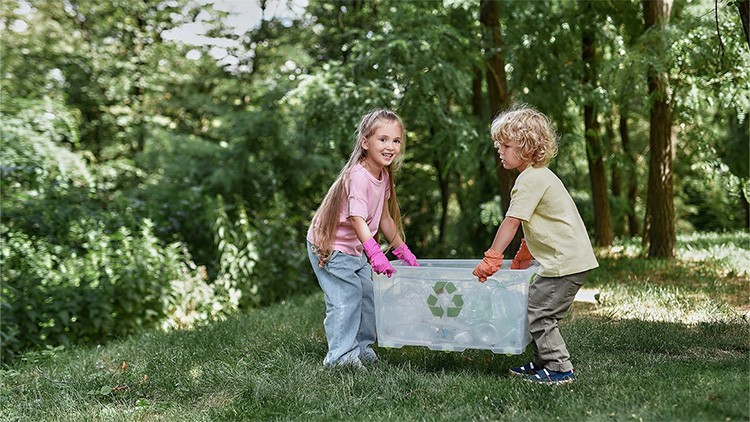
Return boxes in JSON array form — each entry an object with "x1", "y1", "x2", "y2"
[{"x1": 527, "y1": 271, "x2": 588, "y2": 372}]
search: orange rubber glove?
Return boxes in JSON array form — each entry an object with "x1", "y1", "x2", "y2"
[
  {"x1": 472, "y1": 248, "x2": 504, "y2": 283},
  {"x1": 511, "y1": 238, "x2": 533, "y2": 269}
]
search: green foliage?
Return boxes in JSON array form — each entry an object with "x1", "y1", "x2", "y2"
[
  {"x1": 2, "y1": 223, "x2": 162, "y2": 358},
  {"x1": 213, "y1": 198, "x2": 258, "y2": 308},
  {"x1": 722, "y1": 112, "x2": 750, "y2": 181},
  {"x1": 211, "y1": 196, "x2": 315, "y2": 309},
  {"x1": 681, "y1": 160, "x2": 746, "y2": 231},
  {"x1": 131, "y1": 129, "x2": 222, "y2": 270},
  {"x1": 1, "y1": 0, "x2": 193, "y2": 157},
  {"x1": 503, "y1": 0, "x2": 583, "y2": 134},
  {"x1": 249, "y1": 193, "x2": 317, "y2": 304},
  {"x1": 0, "y1": 213, "x2": 238, "y2": 361},
  {"x1": 0, "y1": 98, "x2": 89, "y2": 191},
  {"x1": 0, "y1": 99, "x2": 237, "y2": 362}
]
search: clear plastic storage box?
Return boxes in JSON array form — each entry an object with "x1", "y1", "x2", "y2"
[{"x1": 373, "y1": 259, "x2": 537, "y2": 354}]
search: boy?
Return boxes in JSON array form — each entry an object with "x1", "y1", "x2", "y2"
[{"x1": 473, "y1": 106, "x2": 598, "y2": 385}]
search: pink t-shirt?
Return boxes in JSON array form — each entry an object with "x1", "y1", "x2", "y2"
[{"x1": 307, "y1": 163, "x2": 390, "y2": 256}]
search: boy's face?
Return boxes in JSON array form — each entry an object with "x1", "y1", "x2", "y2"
[{"x1": 494, "y1": 138, "x2": 527, "y2": 171}]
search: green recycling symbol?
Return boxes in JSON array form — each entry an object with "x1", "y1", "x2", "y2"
[{"x1": 426, "y1": 281, "x2": 463, "y2": 318}]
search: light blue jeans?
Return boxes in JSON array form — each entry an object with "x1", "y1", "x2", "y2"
[{"x1": 307, "y1": 242, "x2": 378, "y2": 367}]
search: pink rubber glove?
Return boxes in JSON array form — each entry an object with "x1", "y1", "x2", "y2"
[
  {"x1": 393, "y1": 243, "x2": 420, "y2": 266},
  {"x1": 363, "y1": 238, "x2": 395, "y2": 278}
]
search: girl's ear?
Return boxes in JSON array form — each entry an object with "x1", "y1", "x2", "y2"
[{"x1": 361, "y1": 137, "x2": 370, "y2": 151}]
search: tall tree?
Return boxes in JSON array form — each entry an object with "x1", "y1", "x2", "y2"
[
  {"x1": 581, "y1": 0, "x2": 614, "y2": 246},
  {"x1": 619, "y1": 109, "x2": 641, "y2": 236},
  {"x1": 479, "y1": 0, "x2": 522, "y2": 257},
  {"x1": 737, "y1": 0, "x2": 750, "y2": 49},
  {"x1": 643, "y1": 0, "x2": 676, "y2": 258}
]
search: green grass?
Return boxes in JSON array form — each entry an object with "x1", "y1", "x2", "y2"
[
  {"x1": 2, "y1": 232, "x2": 749, "y2": 421},
  {"x1": 2, "y1": 299, "x2": 747, "y2": 421}
]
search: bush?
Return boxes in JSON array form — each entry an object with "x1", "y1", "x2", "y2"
[
  {"x1": 211, "y1": 196, "x2": 314, "y2": 309},
  {"x1": 0, "y1": 99, "x2": 239, "y2": 363},
  {"x1": 0, "y1": 220, "x2": 238, "y2": 363}
]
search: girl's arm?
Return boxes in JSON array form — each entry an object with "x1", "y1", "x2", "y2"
[
  {"x1": 348, "y1": 214, "x2": 396, "y2": 276},
  {"x1": 381, "y1": 201, "x2": 420, "y2": 266},
  {"x1": 346, "y1": 205, "x2": 403, "y2": 247},
  {"x1": 348, "y1": 216, "x2": 374, "y2": 244},
  {"x1": 378, "y1": 202, "x2": 404, "y2": 248}
]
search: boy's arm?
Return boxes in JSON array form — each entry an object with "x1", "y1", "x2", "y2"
[
  {"x1": 489, "y1": 216, "x2": 522, "y2": 254},
  {"x1": 473, "y1": 216, "x2": 522, "y2": 282}
]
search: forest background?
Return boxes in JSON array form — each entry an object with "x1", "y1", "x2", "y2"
[{"x1": 1, "y1": 0, "x2": 748, "y2": 362}]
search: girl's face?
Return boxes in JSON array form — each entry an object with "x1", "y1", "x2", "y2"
[
  {"x1": 362, "y1": 120, "x2": 402, "y2": 172},
  {"x1": 495, "y1": 138, "x2": 527, "y2": 171}
]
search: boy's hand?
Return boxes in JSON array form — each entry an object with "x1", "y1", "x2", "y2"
[
  {"x1": 363, "y1": 238, "x2": 395, "y2": 278},
  {"x1": 392, "y1": 243, "x2": 420, "y2": 266},
  {"x1": 511, "y1": 238, "x2": 533, "y2": 269},
  {"x1": 472, "y1": 249, "x2": 504, "y2": 282}
]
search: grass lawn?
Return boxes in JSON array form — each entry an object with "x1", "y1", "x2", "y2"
[{"x1": 2, "y1": 233, "x2": 749, "y2": 421}]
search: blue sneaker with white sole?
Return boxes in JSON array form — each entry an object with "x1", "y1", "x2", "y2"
[
  {"x1": 508, "y1": 362, "x2": 540, "y2": 377},
  {"x1": 525, "y1": 368, "x2": 576, "y2": 385}
]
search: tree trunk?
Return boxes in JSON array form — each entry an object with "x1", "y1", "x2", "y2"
[
  {"x1": 742, "y1": 114, "x2": 750, "y2": 229},
  {"x1": 435, "y1": 159, "x2": 449, "y2": 250},
  {"x1": 132, "y1": 14, "x2": 147, "y2": 153},
  {"x1": 606, "y1": 116, "x2": 626, "y2": 238},
  {"x1": 619, "y1": 111, "x2": 641, "y2": 236},
  {"x1": 743, "y1": 185, "x2": 750, "y2": 229},
  {"x1": 469, "y1": 66, "x2": 495, "y2": 251},
  {"x1": 480, "y1": 0, "x2": 521, "y2": 257},
  {"x1": 737, "y1": 0, "x2": 750, "y2": 50},
  {"x1": 472, "y1": 67, "x2": 484, "y2": 119},
  {"x1": 643, "y1": 0, "x2": 676, "y2": 258},
  {"x1": 581, "y1": 0, "x2": 614, "y2": 246},
  {"x1": 607, "y1": 118, "x2": 621, "y2": 201}
]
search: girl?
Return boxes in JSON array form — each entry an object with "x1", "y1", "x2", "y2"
[
  {"x1": 306, "y1": 109, "x2": 420, "y2": 368},
  {"x1": 473, "y1": 105, "x2": 598, "y2": 384}
]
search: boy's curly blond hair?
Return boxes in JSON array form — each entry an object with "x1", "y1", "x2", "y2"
[{"x1": 491, "y1": 105, "x2": 558, "y2": 167}]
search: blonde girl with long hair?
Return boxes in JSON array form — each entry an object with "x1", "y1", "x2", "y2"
[{"x1": 306, "y1": 109, "x2": 420, "y2": 368}]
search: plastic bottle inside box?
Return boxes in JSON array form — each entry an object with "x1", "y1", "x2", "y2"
[{"x1": 373, "y1": 259, "x2": 536, "y2": 354}]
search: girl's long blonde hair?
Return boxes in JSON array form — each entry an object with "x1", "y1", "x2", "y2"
[
  {"x1": 491, "y1": 105, "x2": 558, "y2": 167},
  {"x1": 310, "y1": 109, "x2": 406, "y2": 267}
]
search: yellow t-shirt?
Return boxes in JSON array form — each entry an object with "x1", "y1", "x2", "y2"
[{"x1": 505, "y1": 166, "x2": 598, "y2": 277}]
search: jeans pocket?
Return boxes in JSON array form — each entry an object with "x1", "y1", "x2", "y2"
[{"x1": 324, "y1": 250, "x2": 341, "y2": 270}]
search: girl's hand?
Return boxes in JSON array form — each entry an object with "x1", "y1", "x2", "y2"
[
  {"x1": 363, "y1": 238, "x2": 396, "y2": 278},
  {"x1": 472, "y1": 249, "x2": 504, "y2": 282},
  {"x1": 392, "y1": 243, "x2": 420, "y2": 266}
]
